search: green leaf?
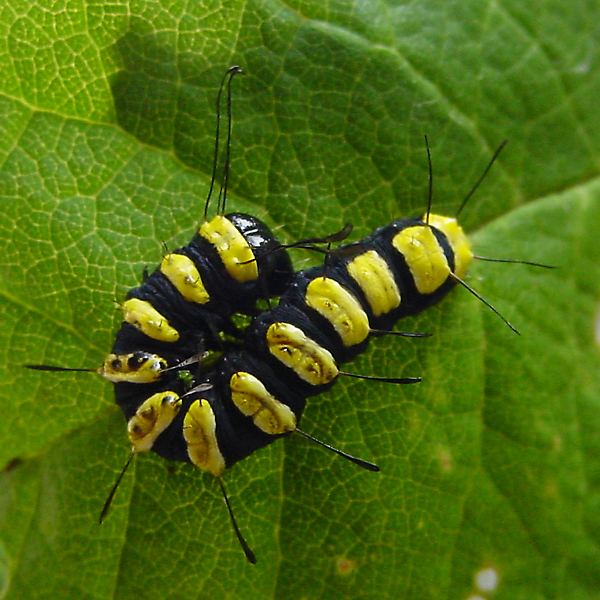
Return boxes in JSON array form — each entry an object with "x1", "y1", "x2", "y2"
[{"x1": 1, "y1": 1, "x2": 599, "y2": 598}]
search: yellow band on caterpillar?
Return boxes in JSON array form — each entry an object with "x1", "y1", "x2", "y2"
[
  {"x1": 128, "y1": 391, "x2": 182, "y2": 453},
  {"x1": 199, "y1": 215, "x2": 258, "y2": 283},
  {"x1": 160, "y1": 253, "x2": 210, "y2": 304},
  {"x1": 346, "y1": 250, "x2": 401, "y2": 316},
  {"x1": 183, "y1": 399, "x2": 226, "y2": 476},
  {"x1": 122, "y1": 298, "x2": 179, "y2": 342},
  {"x1": 267, "y1": 322, "x2": 339, "y2": 386},
  {"x1": 230, "y1": 371, "x2": 296, "y2": 435},
  {"x1": 305, "y1": 277, "x2": 370, "y2": 347},
  {"x1": 392, "y1": 225, "x2": 450, "y2": 294}
]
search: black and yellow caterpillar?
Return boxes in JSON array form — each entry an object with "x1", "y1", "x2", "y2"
[
  {"x1": 117, "y1": 206, "x2": 478, "y2": 562},
  {"x1": 27, "y1": 67, "x2": 551, "y2": 564},
  {"x1": 30, "y1": 146, "x2": 545, "y2": 564},
  {"x1": 113, "y1": 129, "x2": 552, "y2": 564},
  {"x1": 151, "y1": 211, "x2": 471, "y2": 468}
]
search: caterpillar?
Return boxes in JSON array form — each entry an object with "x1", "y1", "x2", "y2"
[
  {"x1": 116, "y1": 139, "x2": 552, "y2": 563},
  {"x1": 26, "y1": 67, "x2": 552, "y2": 564}
]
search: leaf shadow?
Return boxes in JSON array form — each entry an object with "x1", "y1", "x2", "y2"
[{"x1": 109, "y1": 29, "x2": 225, "y2": 173}]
